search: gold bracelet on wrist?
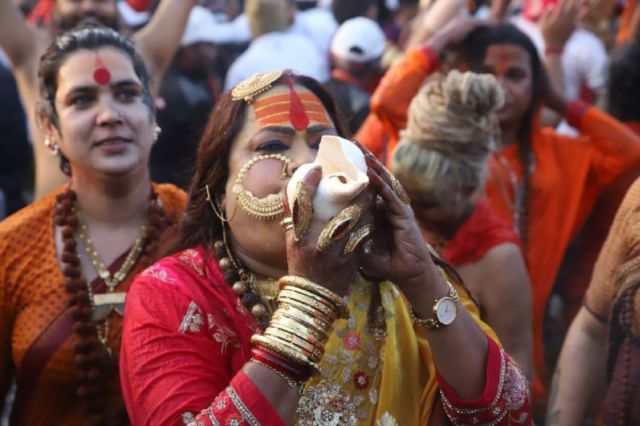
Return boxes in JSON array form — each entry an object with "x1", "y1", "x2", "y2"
[
  {"x1": 279, "y1": 302, "x2": 335, "y2": 331},
  {"x1": 277, "y1": 292, "x2": 338, "y2": 322},
  {"x1": 410, "y1": 280, "x2": 459, "y2": 331},
  {"x1": 269, "y1": 317, "x2": 328, "y2": 342},
  {"x1": 265, "y1": 324, "x2": 326, "y2": 352},
  {"x1": 271, "y1": 310, "x2": 330, "y2": 340},
  {"x1": 278, "y1": 276, "x2": 349, "y2": 319},
  {"x1": 264, "y1": 329, "x2": 324, "y2": 362},
  {"x1": 282, "y1": 285, "x2": 340, "y2": 312}
]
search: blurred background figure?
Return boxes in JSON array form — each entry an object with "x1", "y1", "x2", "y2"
[
  {"x1": 331, "y1": 0, "x2": 379, "y2": 23},
  {"x1": 152, "y1": 6, "x2": 222, "y2": 188},
  {"x1": 224, "y1": 0, "x2": 329, "y2": 89},
  {"x1": 0, "y1": 56, "x2": 31, "y2": 219},
  {"x1": 512, "y1": 0, "x2": 610, "y2": 134},
  {"x1": 325, "y1": 17, "x2": 386, "y2": 133}
]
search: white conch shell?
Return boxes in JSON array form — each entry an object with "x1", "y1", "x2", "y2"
[{"x1": 287, "y1": 135, "x2": 369, "y2": 221}]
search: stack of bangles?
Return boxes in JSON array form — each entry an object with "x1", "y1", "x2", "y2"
[{"x1": 250, "y1": 275, "x2": 349, "y2": 391}]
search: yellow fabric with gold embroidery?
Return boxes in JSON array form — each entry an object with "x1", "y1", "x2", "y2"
[{"x1": 296, "y1": 277, "x2": 499, "y2": 425}]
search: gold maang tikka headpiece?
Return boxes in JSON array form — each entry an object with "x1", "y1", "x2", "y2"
[
  {"x1": 231, "y1": 71, "x2": 283, "y2": 104},
  {"x1": 232, "y1": 153, "x2": 292, "y2": 220}
]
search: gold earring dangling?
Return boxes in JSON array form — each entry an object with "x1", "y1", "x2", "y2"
[{"x1": 205, "y1": 184, "x2": 236, "y2": 223}]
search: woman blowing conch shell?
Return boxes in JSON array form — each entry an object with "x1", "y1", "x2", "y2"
[{"x1": 119, "y1": 70, "x2": 531, "y2": 425}]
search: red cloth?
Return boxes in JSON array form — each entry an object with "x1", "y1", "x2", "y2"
[
  {"x1": 437, "y1": 336, "x2": 532, "y2": 425},
  {"x1": 441, "y1": 198, "x2": 522, "y2": 267},
  {"x1": 27, "y1": 0, "x2": 54, "y2": 27},
  {"x1": 120, "y1": 247, "x2": 284, "y2": 426},
  {"x1": 127, "y1": 0, "x2": 150, "y2": 12}
]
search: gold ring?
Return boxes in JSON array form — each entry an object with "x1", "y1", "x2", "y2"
[
  {"x1": 343, "y1": 224, "x2": 373, "y2": 255},
  {"x1": 391, "y1": 176, "x2": 411, "y2": 205},
  {"x1": 316, "y1": 204, "x2": 363, "y2": 252},
  {"x1": 280, "y1": 217, "x2": 294, "y2": 231},
  {"x1": 292, "y1": 181, "x2": 313, "y2": 241}
]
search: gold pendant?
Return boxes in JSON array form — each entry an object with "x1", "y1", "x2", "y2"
[{"x1": 92, "y1": 292, "x2": 126, "y2": 321}]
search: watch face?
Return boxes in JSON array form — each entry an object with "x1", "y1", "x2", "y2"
[{"x1": 435, "y1": 298, "x2": 457, "y2": 325}]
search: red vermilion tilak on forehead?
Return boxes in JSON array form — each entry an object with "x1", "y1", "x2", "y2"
[
  {"x1": 495, "y1": 51, "x2": 515, "y2": 75},
  {"x1": 93, "y1": 52, "x2": 112, "y2": 85},
  {"x1": 253, "y1": 78, "x2": 331, "y2": 130}
]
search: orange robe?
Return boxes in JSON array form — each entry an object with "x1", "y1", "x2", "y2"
[
  {"x1": 367, "y1": 47, "x2": 640, "y2": 388},
  {"x1": 0, "y1": 184, "x2": 185, "y2": 426},
  {"x1": 616, "y1": 0, "x2": 639, "y2": 46}
]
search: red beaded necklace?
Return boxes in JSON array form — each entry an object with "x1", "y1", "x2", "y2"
[{"x1": 54, "y1": 187, "x2": 168, "y2": 425}]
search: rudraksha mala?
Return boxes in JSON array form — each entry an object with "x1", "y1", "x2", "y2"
[{"x1": 55, "y1": 188, "x2": 169, "y2": 425}]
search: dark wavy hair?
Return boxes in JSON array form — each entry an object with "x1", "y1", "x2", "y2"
[
  {"x1": 456, "y1": 23, "x2": 545, "y2": 245},
  {"x1": 167, "y1": 72, "x2": 351, "y2": 255}
]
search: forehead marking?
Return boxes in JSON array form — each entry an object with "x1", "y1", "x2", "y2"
[
  {"x1": 253, "y1": 92, "x2": 330, "y2": 128},
  {"x1": 93, "y1": 51, "x2": 112, "y2": 85}
]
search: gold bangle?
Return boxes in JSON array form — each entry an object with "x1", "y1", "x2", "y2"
[
  {"x1": 252, "y1": 334, "x2": 320, "y2": 372},
  {"x1": 277, "y1": 292, "x2": 338, "y2": 322},
  {"x1": 281, "y1": 286, "x2": 340, "y2": 313},
  {"x1": 264, "y1": 328, "x2": 325, "y2": 360},
  {"x1": 279, "y1": 278, "x2": 349, "y2": 319},
  {"x1": 269, "y1": 317, "x2": 328, "y2": 343},
  {"x1": 266, "y1": 322, "x2": 326, "y2": 350},
  {"x1": 271, "y1": 309, "x2": 331, "y2": 338},
  {"x1": 279, "y1": 302, "x2": 335, "y2": 331}
]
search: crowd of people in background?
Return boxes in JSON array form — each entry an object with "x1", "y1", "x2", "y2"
[{"x1": 1, "y1": 0, "x2": 640, "y2": 425}]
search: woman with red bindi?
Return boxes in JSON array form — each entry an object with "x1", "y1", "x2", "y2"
[{"x1": 0, "y1": 26, "x2": 186, "y2": 425}]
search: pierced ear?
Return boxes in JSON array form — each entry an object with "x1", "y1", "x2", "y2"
[{"x1": 35, "y1": 100, "x2": 58, "y2": 141}]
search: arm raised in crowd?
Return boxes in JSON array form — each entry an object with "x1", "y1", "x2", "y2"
[
  {"x1": 133, "y1": 0, "x2": 196, "y2": 80},
  {"x1": 371, "y1": 17, "x2": 484, "y2": 145},
  {"x1": 0, "y1": 0, "x2": 40, "y2": 69}
]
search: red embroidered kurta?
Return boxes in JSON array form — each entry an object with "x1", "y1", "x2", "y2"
[{"x1": 120, "y1": 245, "x2": 532, "y2": 425}]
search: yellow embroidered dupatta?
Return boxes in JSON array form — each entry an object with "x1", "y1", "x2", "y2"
[{"x1": 296, "y1": 278, "x2": 499, "y2": 425}]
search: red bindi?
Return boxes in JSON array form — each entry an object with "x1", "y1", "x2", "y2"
[
  {"x1": 93, "y1": 52, "x2": 111, "y2": 85},
  {"x1": 286, "y1": 75, "x2": 309, "y2": 131},
  {"x1": 496, "y1": 52, "x2": 512, "y2": 75}
]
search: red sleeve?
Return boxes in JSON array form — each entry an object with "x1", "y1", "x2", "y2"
[
  {"x1": 436, "y1": 336, "x2": 532, "y2": 425},
  {"x1": 568, "y1": 101, "x2": 640, "y2": 186},
  {"x1": 369, "y1": 45, "x2": 440, "y2": 161},
  {"x1": 120, "y1": 276, "x2": 284, "y2": 426}
]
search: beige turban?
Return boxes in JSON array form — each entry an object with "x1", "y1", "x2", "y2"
[{"x1": 392, "y1": 70, "x2": 504, "y2": 209}]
